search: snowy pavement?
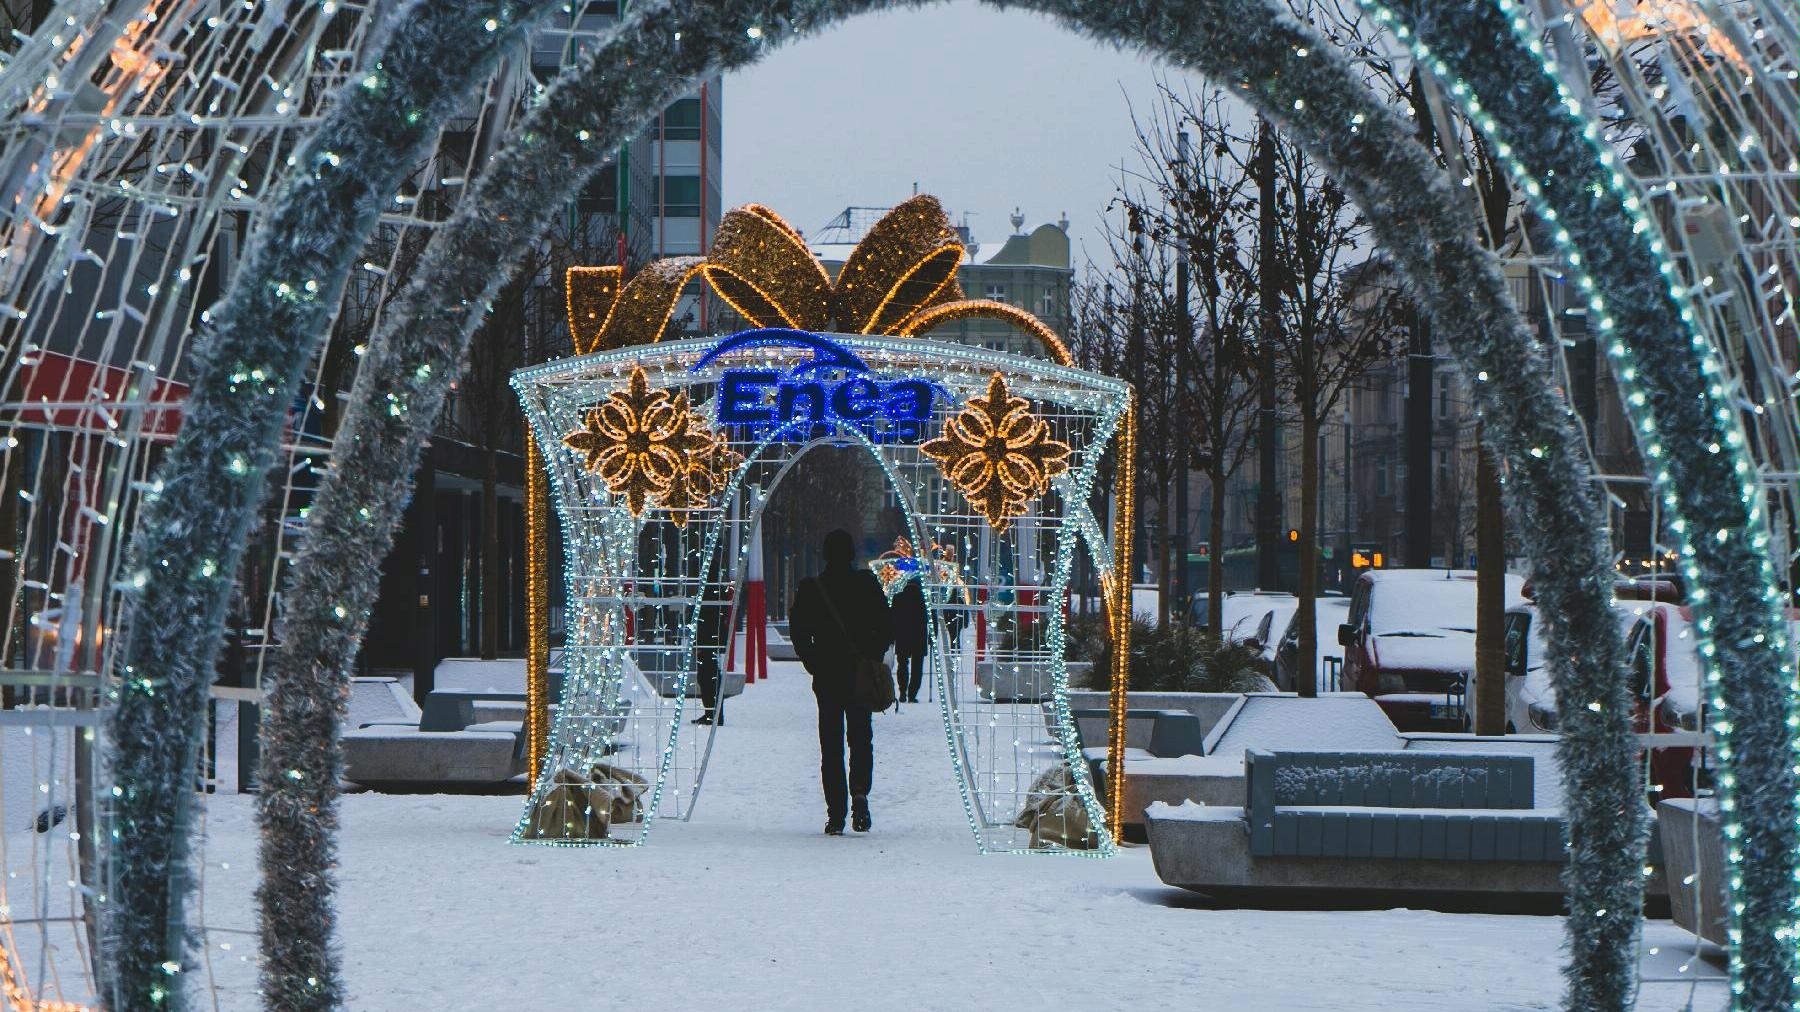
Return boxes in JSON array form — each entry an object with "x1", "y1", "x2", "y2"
[{"x1": 182, "y1": 659, "x2": 1728, "y2": 1010}]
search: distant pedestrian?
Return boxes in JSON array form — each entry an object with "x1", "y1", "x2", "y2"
[
  {"x1": 891, "y1": 577, "x2": 928, "y2": 704},
  {"x1": 789, "y1": 529, "x2": 892, "y2": 835}
]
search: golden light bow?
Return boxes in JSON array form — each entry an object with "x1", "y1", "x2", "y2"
[{"x1": 563, "y1": 195, "x2": 1072, "y2": 364}]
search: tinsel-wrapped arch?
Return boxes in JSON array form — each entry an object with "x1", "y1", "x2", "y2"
[
  {"x1": 253, "y1": 1, "x2": 1643, "y2": 1007},
  {"x1": 66, "y1": 0, "x2": 1781, "y2": 1009},
  {"x1": 250, "y1": 3, "x2": 1634, "y2": 1001}
]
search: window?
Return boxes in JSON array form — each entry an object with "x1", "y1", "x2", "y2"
[
  {"x1": 1040, "y1": 290, "x2": 1058, "y2": 318},
  {"x1": 662, "y1": 98, "x2": 701, "y2": 141},
  {"x1": 658, "y1": 175, "x2": 701, "y2": 217},
  {"x1": 984, "y1": 283, "x2": 1008, "y2": 304},
  {"x1": 578, "y1": 163, "x2": 618, "y2": 214},
  {"x1": 1435, "y1": 373, "x2": 1451, "y2": 419},
  {"x1": 1374, "y1": 454, "x2": 1390, "y2": 496}
]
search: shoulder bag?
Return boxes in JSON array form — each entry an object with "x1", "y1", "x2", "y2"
[{"x1": 813, "y1": 581, "x2": 897, "y2": 713}]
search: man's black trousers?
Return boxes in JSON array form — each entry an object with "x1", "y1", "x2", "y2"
[
  {"x1": 816, "y1": 691, "x2": 872, "y2": 821},
  {"x1": 895, "y1": 651, "x2": 925, "y2": 702}
]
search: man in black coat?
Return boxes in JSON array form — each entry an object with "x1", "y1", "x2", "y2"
[
  {"x1": 891, "y1": 577, "x2": 929, "y2": 703},
  {"x1": 789, "y1": 529, "x2": 892, "y2": 835}
]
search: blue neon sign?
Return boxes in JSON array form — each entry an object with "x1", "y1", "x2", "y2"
[{"x1": 692, "y1": 329, "x2": 938, "y2": 443}]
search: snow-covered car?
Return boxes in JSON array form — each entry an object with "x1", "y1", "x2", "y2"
[
  {"x1": 1504, "y1": 597, "x2": 1715, "y2": 801},
  {"x1": 1271, "y1": 596, "x2": 1351, "y2": 693},
  {"x1": 1196, "y1": 591, "x2": 1296, "y2": 645},
  {"x1": 1503, "y1": 599, "x2": 1653, "y2": 734},
  {"x1": 1248, "y1": 597, "x2": 1299, "y2": 659},
  {"x1": 1338, "y1": 569, "x2": 1526, "y2": 730}
]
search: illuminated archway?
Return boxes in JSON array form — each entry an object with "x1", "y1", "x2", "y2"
[
  {"x1": 510, "y1": 330, "x2": 1130, "y2": 853},
  {"x1": 40, "y1": 0, "x2": 1781, "y2": 1005}
]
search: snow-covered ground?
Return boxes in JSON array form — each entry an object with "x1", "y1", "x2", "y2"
[{"x1": 153, "y1": 658, "x2": 1729, "y2": 1010}]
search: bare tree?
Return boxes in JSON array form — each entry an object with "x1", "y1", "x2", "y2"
[
  {"x1": 1262, "y1": 133, "x2": 1401, "y2": 694},
  {"x1": 1119, "y1": 83, "x2": 1265, "y2": 635},
  {"x1": 443, "y1": 209, "x2": 652, "y2": 658}
]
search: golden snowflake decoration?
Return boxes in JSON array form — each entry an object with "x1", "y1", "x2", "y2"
[
  {"x1": 563, "y1": 366, "x2": 712, "y2": 517},
  {"x1": 921, "y1": 372, "x2": 1071, "y2": 531}
]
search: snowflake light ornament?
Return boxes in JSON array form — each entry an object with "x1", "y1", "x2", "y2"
[
  {"x1": 922, "y1": 372, "x2": 1071, "y2": 531},
  {"x1": 563, "y1": 366, "x2": 699, "y2": 516}
]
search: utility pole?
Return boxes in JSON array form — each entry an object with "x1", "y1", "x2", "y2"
[
  {"x1": 1404, "y1": 71, "x2": 1436, "y2": 569},
  {"x1": 1173, "y1": 129, "x2": 1193, "y2": 619},
  {"x1": 1474, "y1": 426, "x2": 1507, "y2": 734},
  {"x1": 1255, "y1": 117, "x2": 1282, "y2": 591},
  {"x1": 1128, "y1": 211, "x2": 1148, "y2": 588}
]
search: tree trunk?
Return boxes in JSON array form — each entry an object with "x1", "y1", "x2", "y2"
[
  {"x1": 1208, "y1": 468, "x2": 1227, "y2": 637},
  {"x1": 1158, "y1": 494, "x2": 1173, "y2": 625},
  {"x1": 480, "y1": 444, "x2": 499, "y2": 660},
  {"x1": 1254, "y1": 118, "x2": 1282, "y2": 591},
  {"x1": 1474, "y1": 428, "x2": 1507, "y2": 734},
  {"x1": 1297, "y1": 407, "x2": 1319, "y2": 696}
]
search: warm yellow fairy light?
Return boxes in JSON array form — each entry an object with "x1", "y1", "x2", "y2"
[
  {"x1": 921, "y1": 372, "x2": 1072, "y2": 531},
  {"x1": 564, "y1": 265, "x2": 622, "y2": 355},
  {"x1": 525, "y1": 438, "x2": 549, "y2": 783},
  {"x1": 657, "y1": 413, "x2": 742, "y2": 528},
  {"x1": 561, "y1": 367, "x2": 695, "y2": 516},
  {"x1": 1, "y1": 938, "x2": 90, "y2": 1012},
  {"x1": 1107, "y1": 400, "x2": 1137, "y2": 835},
  {"x1": 899, "y1": 298, "x2": 1073, "y2": 366},
  {"x1": 567, "y1": 196, "x2": 1069, "y2": 361},
  {"x1": 701, "y1": 203, "x2": 832, "y2": 330},
  {"x1": 1578, "y1": 1, "x2": 1746, "y2": 71},
  {"x1": 832, "y1": 195, "x2": 966, "y2": 333}
]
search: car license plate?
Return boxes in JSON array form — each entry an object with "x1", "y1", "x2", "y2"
[{"x1": 1430, "y1": 701, "x2": 1463, "y2": 720}]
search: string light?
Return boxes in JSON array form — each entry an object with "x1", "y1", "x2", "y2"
[
  {"x1": 1355, "y1": 2, "x2": 1796, "y2": 1004},
  {"x1": 525, "y1": 440, "x2": 550, "y2": 783},
  {"x1": 920, "y1": 371, "x2": 1072, "y2": 531},
  {"x1": 511, "y1": 330, "x2": 1129, "y2": 855}
]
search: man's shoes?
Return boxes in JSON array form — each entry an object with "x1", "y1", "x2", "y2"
[
  {"x1": 825, "y1": 818, "x2": 846, "y2": 836},
  {"x1": 690, "y1": 713, "x2": 713, "y2": 725},
  {"x1": 907, "y1": 696, "x2": 919, "y2": 703},
  {"x1": 851, "y1": 796, "x2": 872, "y2": 833}
]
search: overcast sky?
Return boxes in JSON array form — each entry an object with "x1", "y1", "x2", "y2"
[{"x1": 721, "y1": 2, "x2": 1183, "y2": 269}]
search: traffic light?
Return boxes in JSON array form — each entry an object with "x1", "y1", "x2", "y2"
[
  {"x1": 1287, "y1": 528, "x2": 1299, "y2": 543},
  {"x1": 1350, "y1": 543, "x2": 1386, "y2": 570}
]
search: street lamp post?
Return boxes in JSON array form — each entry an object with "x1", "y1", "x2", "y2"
[{"x1": 1173, "y1": 129, "x2": 1192, "y2": 620}]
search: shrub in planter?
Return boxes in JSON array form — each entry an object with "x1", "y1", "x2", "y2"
[{"x1": 1073, "y1": 618, "x2": 1268, "y2": 694}]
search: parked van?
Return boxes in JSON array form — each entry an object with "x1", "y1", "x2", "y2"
[{"x1": 1337, "y1": 569, "x2": 1525, "y2": 729}]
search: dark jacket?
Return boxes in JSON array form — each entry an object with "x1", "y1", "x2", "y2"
[
  {"x1": 892, "y1": 579, "x2": 928, "y2": 657},
  {"x1": 790, "y1": 567, "x2": 892, "y2": 698}
]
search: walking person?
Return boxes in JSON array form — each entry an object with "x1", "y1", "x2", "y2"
[
  {"x1": 789, "y1": 529, "x2": 892, "y2": 835},
  {"x1": 892, "y1": 576, "x2": 928, "y2": 704}
]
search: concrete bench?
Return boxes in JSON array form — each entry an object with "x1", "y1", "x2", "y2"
[
  {"x1": 1058, "y1": 684, "x2": 1245, "y2": 741},
  {"x1": 341, "y1": 726, "x2": 522, "y2": 785},
  {"x1": 1246, "y1": 749, "x2": 1561, "y2": 861},
  {"x1": 1069, "y1": 707, "x2": 1205, "y2": 759},
  {"x1": 421, "y1": 689, "x2": 527, "y2": 732},
  {"x1": 1068, "y1": 708, "x2": 1204, "y2": 838},
  {"x1": 348, "y1": 677, "x2": 419, "y2": 728},
  {"x1": 1660, "y1": 798, "x2": 1726, "y2": 945}
]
